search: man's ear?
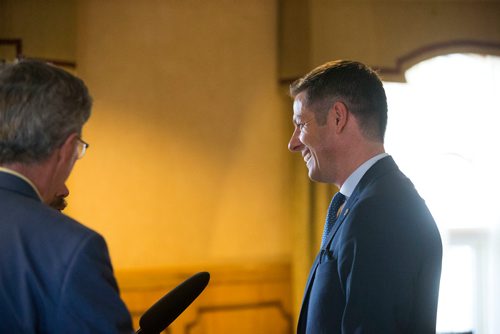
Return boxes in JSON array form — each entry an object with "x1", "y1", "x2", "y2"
[{"x1": 331, "y1": 101, "x2": 349, "y2": 132}]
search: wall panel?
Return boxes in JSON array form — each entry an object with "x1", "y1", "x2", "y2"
[{"x1": 117, "y1": 262, "x2": 293, "y2": 334}]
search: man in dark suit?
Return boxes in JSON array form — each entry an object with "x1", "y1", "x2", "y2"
[
  {"x1": 288, "y1": 60, "x2": 442, "y2": 333},
  {"x1": 0, "y1": 60, "x2": 133, "y2": 333}
]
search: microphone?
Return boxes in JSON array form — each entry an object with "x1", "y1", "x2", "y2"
[{"x1": 136, "y1": 271, "x2": 210, "y2": 334}]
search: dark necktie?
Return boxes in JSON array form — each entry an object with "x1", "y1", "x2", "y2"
[{"x1": 321, "y1": 192, "x2": 346, "y2": 249}]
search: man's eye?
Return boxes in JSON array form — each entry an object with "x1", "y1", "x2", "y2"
[{"x1": 295, "y1": 119, "x2": 310, "y2": 130}]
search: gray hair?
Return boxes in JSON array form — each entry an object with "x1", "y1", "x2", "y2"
[{"x1": 0, "y1": 59, "x2": 92, "y2": 164}]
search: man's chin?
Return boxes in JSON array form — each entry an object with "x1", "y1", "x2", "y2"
[
  {"x1": 308, "y1": 167, "x2": 332, "y2": 183},
  {"x1": 307, "y1": 169, "x2": 321, "y2": 182}
]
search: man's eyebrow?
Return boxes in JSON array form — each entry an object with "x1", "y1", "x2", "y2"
[
  {"x1": 294, "y1": 114, "x2": 311, "y2": 122},
  {"x1": 292, "y1": 116, "x2": 302, "y2": 125}
]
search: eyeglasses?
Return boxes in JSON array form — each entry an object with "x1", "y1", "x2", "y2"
[{"x1": 76, "y1": 137, "x2": 89, "y2": 159}]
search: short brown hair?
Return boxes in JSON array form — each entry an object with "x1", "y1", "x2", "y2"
[{"x1": 290, "y1": 60, "x2": 387, "y2": 142}]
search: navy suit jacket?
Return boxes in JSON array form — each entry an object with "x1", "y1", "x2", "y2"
[
  {"x1": 297, "y1": 156, "x2": 442, "y2": 334},
  {"x1": 0, "y1": 171, "x2": 133, "y2": 333}
]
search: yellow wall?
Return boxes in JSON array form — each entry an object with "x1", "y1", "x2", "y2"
[
  {"x1": 70, "y1": 0, "x2": 292, "y2": 269},
  {"x1": 1, "y1": 0, "x2": 293, "y2": 270}
]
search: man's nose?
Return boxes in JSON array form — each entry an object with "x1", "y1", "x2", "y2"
[{"x1": 288, "y1": 128, "x2": 303, "y2": 152}]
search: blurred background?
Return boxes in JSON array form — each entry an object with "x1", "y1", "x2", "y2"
[{"x1": 1, "y1": 1, "x2": 499, "y2": 333}]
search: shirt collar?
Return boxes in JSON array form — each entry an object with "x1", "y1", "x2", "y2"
[
  {"x1": 0, "y1": 166, "x2": 43, "y2": 200},
  {"x1": 340, "y1": 153, "x2": 389, "y2": 198}
]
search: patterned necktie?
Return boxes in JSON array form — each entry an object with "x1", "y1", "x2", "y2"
[{"x1": 321, "y1": 192, "x2": 346, "y2": 249}]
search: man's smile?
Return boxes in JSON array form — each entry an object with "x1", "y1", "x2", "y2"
[{"x1": 303, "y1": 150, "x2": 312, "y2": 163}]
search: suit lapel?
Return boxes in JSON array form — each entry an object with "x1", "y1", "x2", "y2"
[{"x1": 323, "y1": 156, "x2": 399, "y2": 247}]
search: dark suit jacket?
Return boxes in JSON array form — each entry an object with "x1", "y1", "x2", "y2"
[
  {"x1": 297, "y1": 156, "x2": 442, "y2": 334},
  {"x1": 0, "y1": 171, "x2": 133, "y2": 333}
]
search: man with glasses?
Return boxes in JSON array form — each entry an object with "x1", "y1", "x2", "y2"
[{"x1": 0, "y1": 60, "x2": 133, "y2": 332}]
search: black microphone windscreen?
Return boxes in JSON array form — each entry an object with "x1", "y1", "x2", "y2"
[{"x1": 138, "y1": 271, "x2": 210, "y2": 334}]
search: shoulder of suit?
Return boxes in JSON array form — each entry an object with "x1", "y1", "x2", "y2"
[{"x1": 13, "y1": 197, "x2": 102, "y2": 245}]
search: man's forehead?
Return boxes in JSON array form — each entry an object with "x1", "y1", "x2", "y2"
[
  {"x1": 293, "y1": 99, "x2": 303, "y2": 115},
  {"x1": 292, "y1": 92, "x2": 307, "y2": 117}
]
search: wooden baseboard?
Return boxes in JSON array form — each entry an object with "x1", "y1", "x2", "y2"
[{"x1": 116, "y1": 262, "x2": 293, "y2": 334}]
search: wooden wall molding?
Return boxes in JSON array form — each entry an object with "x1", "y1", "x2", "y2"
[
  {"x1": 375, "y1": 39, "x2": 500, "y2": 82},
  {"x1": 116, "y1": 262, "x2": 293, "y2": 333},
  {"x1": 279, "y1": 39, "x2": 500, "y2": 84},
  {"x1": 185, "y1": 300, "x2": 293, "y2": 334},
  {"x1": 0, "y1": 38, "x2": 76, "y2": 68},
  {"x1": 0, "y1": 38, "x2": 22, "y2": 59}
]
